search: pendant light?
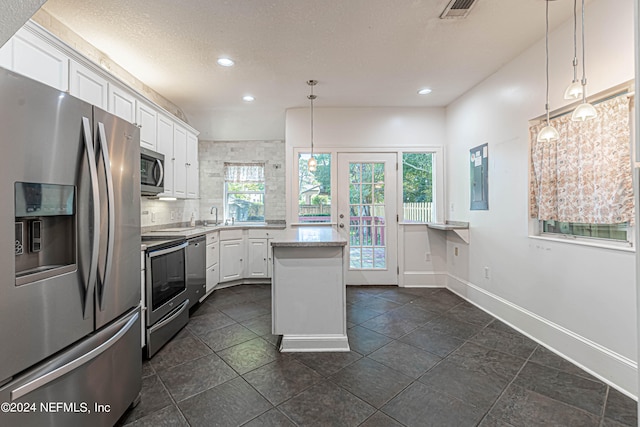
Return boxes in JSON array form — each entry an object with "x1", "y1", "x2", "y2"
[
  {"x1": 571, "y1": 0, "x2": 597, "y2": 121},
  {"x1": 307, "y1": 80, "x2": 318, "y2": 172},
  {"x1": 537, "y1": 0, "x2": 559, "y2": 143},
  {"x1": 563, "y1": 0, "x2": 582, "y2": 100}
]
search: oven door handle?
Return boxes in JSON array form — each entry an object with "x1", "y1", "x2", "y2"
[
  {"x1": 148, "y1": 242, "x2": 188, "y2": 258},
  {"x1": 148, "y1": 299, "x2": 189, "y2": 333}
]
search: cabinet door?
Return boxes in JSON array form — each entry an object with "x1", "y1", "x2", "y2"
[
  {"x1": 186, "y1": 132, "x2": 199, "y2": 199},
  {"x1": 247, "y1": 239, "x2": 268, "y2": 278},
  {"x1": 137, "y1": 101, "x2": 158, "y2": 151},
  {"x1": 206, "y1": 264, "x2": 219, "y2": 293},
  {"x1": 220, "y1": 239, "x2": 244, "y2": 282},
  {"x1": 11, "y1": 28, "x2": 69, "y2": 91},
  {"x1": 108, "y1": 84, "x2": 136, "y2": 123},
  {"x1": 157, "y1": 114, "x2": 174, "y2": 196},
  {"x1": 69, "y1": 61, "x2": 108, "y2": 109},
  {"x1": 173, "y1": 125, "x2": 187, "y2": 198}
]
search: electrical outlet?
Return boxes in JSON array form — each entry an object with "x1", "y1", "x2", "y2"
[
  {"x1": 424, "y1": 252, "x2": 431, "y2": 262},
  {"x1": 484, "y1": 267, "x2": 490, "y2": 279},
  {"x1": 450, "y1": 203, "x2": 455, "y2": 212},
  {"x1": 151, "y1": 212, "x2": 156, "y2": 223},
  {"x1": 170, "y1": 210, "x2": 176, "y2": 220},
  {"x1": 454, "y1": 247, "x2": 459, "y2": 256}
]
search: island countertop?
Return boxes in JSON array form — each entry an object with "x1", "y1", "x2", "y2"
[{"x1": 270, "y1": 227, "x2": 347, "y2": 247}]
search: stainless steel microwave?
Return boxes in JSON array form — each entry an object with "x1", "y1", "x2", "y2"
[{"x1": 140, "y1": 147, "x2": 164, "y2": 196}]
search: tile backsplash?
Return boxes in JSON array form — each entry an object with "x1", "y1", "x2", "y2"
[
  {"x1": 140, "y1": 140, "x2": 286, "y2": 230},
  {"x1": 198, "y1": 140, "x2": 286, "y2": 224}
]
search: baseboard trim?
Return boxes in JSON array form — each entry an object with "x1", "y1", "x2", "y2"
[
  {"x1": 446, "y1": 273, "x2": 638, "y2": 399},
  {"x1": 402, "y1": 271, "x2": 448, "y2": 287},
  {"x1": 279, "y1": 335, "x2": 350, "y2": 352}
]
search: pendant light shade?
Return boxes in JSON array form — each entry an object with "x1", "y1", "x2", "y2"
[
  {"x1": 307, "y1": 80, "x2": 318, "y2": 172},
  {"x1": 537, "y1": 125, "x2": 560, "y2": 143},
  {"x1": 563, "y1": 80, "x2": 583, "y2": 100},
  {"x1": 563, "y1": 0, "x2": 582, "y2": 100},
  {"x1": 537, "y1": 0, "x2": 559, "y2": 143},
  {"x1": 571, "y1": 0, "x2": 597, "y2": 121},
  {"x1": 571, "y1": 102, "x2": 598, "y2": 121}
]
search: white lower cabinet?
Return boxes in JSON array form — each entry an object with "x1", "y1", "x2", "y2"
[
  {"x1": 247, "y1": 239, "x2": 269, "y2": 278},
  {"x1": 220, "y1": 239, "x2": 244, "y2": 282},
  {"x1": 205, "y1": 232, "x2": 219, "y2": 293}
]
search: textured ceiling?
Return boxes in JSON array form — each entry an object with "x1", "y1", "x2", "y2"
[{"x1": 40, "y1": 0, "x2": 583, "y2": 139}]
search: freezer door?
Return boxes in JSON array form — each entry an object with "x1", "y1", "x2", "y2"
[
  {"x1": 93, "y1": 107, "x2": 141, "y2": 329},
  {"x1": 0, "y1": 69, "x2": 95, "y2": 383},
  {"x1": 0, "y1": 308, "x2": 142, "y2": 427}
]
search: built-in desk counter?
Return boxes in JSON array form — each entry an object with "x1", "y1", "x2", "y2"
[{"x1": 271, "y1": 227, "x2": 349, "y2": 352}]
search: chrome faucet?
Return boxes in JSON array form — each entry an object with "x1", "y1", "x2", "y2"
[{"x1": 210, "y1": 206, "x2": 218, "y2": 225}]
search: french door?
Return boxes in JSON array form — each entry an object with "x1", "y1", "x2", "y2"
[{"x1": 337, "y1": 153, "x2": 397, "y2": 285}]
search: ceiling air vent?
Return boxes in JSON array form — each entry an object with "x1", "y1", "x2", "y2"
[{"x1": 440, "y1": 0, "x2": 479, "y2": 19}]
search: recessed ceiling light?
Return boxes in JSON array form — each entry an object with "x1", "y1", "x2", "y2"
[
  {"x1": 243, "y1": 95, "x2": 255, "y2": 102},
  {"x1": 417, "y1": 88, "x2": 432, "y2": 95},
  {"x1": 217, "y1": 57, "x2": 234, "y2": 67}
]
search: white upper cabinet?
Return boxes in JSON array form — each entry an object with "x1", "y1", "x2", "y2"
[
  {"x1": 8, "y1": 28, "x2": 69, "y2": 91},
  {"x1": 157, "y1": 113, "x2": 174, "y2": 197},
  {"x1": 0, "y1": 39, "x2": 12, "y2": 69},
  {"x1": 108, "y1": 84, "x2": 136, "y2": 123},
  {"x1": 137, "y1": 101, "x2": 158, "y2": 151},
  {"x1": 173, "y1": 125, "x2": 187, "y2": 199},
  {"x1": 69, "y1": 61, "x2": 108, "y2": 109},
  {"x1": 186, "y1": 132, "x2": 199, "y2": 199}
]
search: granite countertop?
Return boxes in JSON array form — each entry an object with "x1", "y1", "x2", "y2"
[
  {"x1": 142, "y1": 223, "x2": 286, "y2": 239},
  {"x1": 271, "y1": 227, "x2": 347, "y2": 247}
]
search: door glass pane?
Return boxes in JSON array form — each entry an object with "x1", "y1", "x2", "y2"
[{"x1": 347, "y1": 161, "x2": 387, "y2": 270}]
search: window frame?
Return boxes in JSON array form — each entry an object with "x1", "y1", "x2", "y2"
[
  {"x1": 528, "y1": 82, "x2": 635, "y2": 251},
  {"x1": 223, "y1": 164, "x2": 266, "y2": 223}
]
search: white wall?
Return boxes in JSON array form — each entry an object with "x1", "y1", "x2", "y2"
[
  {"x1": 445, "y1": 0, "x2": 637, "y2": 396},
  {"x1": 285, "y1": 107, "x2": 448, "y2": 284}
]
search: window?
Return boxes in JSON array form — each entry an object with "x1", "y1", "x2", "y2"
[
  {"x1": 224, "y1": 163, "x2": 265, "y2": 222},
  {"x1": 529, "y1": 93, "x2": 634, "y2": 244},
  {"x1": 298, "y1": 153, "x2": 331, "y2": 223},
  {"x1": 401, "y1": 152, "x2": 434, "y2": 223}
]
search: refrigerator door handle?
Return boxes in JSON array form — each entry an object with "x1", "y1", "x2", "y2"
[
  {"x1": 9, "y1": 311, "x2": 139, "y2": 401},
  {"x1": 155, "y1": 158, "x2": 164, "y2": 186},
  {"x1": 97, "y1": 122, "x2": 116, "y2": 312},
  {"x1": 82, "y1": 116, "x2": 100, "y2": 319}
]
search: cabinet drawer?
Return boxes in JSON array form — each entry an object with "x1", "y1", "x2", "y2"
[
  {"x1": 206, "y1": 242, "x2": 219, "y2": 267},
  {"x1": 247, "y1": 229, "x2": 279, "y2": 239},
  {"x1": 220, "y1": 229, "x2": 243, "y2": 241},
  {"x1": 206, "y1": 231, "x2": 219, "y2": 245},
  {"x1": 206, "y1": 263, "x2": 219, "y2": 293}
]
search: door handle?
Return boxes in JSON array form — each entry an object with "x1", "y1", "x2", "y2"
[
  {"x1": 97, "y1": 122, "x2": 115, "y2": 312},
  {"x1": 81, "y1": 117, "x2": 99, "y2": 320}
]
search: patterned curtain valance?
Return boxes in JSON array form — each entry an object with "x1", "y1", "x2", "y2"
[
  {"x1": 224, "y1": 163, "x2": 265, "y2": 183},
  {"x1": 529, "y1": 95, "x2": 634, "y2": 225}
]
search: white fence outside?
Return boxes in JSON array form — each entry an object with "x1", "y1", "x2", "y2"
[{"x1": 403, "y1": 202, "x2": 432, "y2": 223}]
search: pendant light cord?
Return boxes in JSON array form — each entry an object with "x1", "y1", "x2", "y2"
[
  {"x1": 580, "y1": 0, "x2": 587, "y2": 103},
  {"x1": 545, "y1": 0, "x2": 551, "y2": 125},
  {"x1": 572, "y1": 0, "x2": 578, "y2": 82},
  {"x1": 307, "y1": 80, "x2": 317, "y2": 157}
]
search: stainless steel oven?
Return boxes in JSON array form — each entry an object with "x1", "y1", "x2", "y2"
[
  {"x1": 144, "y1": 238, "x2": 189, "y2": 357},
  {"x1": 140, "y1": 147, "x2": 164, "y2": 196}
]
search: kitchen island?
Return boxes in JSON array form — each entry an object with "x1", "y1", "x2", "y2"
[{"x1": 271, "y1": 227, "x2": 349, "y2": 352}]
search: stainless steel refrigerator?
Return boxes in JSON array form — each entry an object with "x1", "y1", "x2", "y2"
[{"x1": 0, "y1": 68, "x2": 142, "y2": 426}]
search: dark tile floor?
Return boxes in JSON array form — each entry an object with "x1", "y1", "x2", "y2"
[{"x1": 118, "y1": 285, "x2": 638, "y2": 427}]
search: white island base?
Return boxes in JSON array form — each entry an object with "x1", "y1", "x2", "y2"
[{"x1": 271, "y1": 228, "x2": 349, "y2": 352}]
